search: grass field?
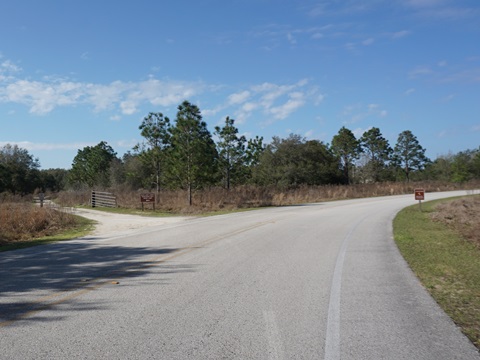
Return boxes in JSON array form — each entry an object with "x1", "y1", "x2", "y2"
[{"x1": 394, "y1": 195, "x2": 480, "y2": 349}]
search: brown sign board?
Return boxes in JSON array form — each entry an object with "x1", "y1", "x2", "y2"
[
  {"x1": 414, "y1": 189, "x2": 425, "y2": 201},
  {"x1": 141, "y1": 193, "x2": 155, "y2": 203}
]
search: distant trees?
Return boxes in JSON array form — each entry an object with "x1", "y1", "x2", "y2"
[
  {"x1": 331, "y1": 127, "x2": 362, "y2": 184},
  {"x1": 68, "y1": 141, "x2": 118, "y2": 188},
  {"x1": 215, "y1": 117, "x2": 247, "y2": 190},
  {"x1": 427, "y1": 148, "x2": 480, "y2": 183},
  {"x1": 0, "y1": 144, "x2": 41, "y2": 194},
  {"x1": 4, "y1": 100, "x2": 479, "y2": 199},
  {"x1": 253, "y1": 134, "x2": 341, "y2": 187},
  {"x1": 359, "y1": 127, "x2": 393, "y2": 182}
]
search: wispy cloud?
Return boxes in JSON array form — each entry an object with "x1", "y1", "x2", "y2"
[
  {"x1": 408, "y1": 65, "x2": 433, "y2": 78},
  {"x1": 362, "y1": 38, "x2": 375, "y2": 46},
  {"x1": 391, "y1": 30, "x2": 412, "y2": 39},
  {"x1": 400, "y1": 0, "x2": 480, "y2": 20},
  {"x1": 408, "y1": 60, "x2": 480, "y2": 83},
  {"x1": 437, "y1": 68, "x2": 480, "y2": 83},
  {"x1": 341, "y1": 103, "x2": 388, "y2": 124},
  {"x1": 204, "y1": 79, "x2": 323, "y2": 126},
  {"x1": 307, "y1": 0, "x2": 378, "y2": 17},
  {"x1": 0, "y1": 58, "x2": 22, "y2": 82}
]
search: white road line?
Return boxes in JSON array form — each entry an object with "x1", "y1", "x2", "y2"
[
  {"x1": 264, "y1": 310, "x2": 285, "y2": 360},
  {"x1": 324, "y1": 214, "x2": 371, "y2": 360}
]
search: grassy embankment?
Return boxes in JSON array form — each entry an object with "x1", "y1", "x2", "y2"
[{"x1": 394, "y1": 195, "x2": 480, "y2": 349}]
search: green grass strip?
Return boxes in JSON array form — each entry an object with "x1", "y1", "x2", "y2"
[{"x1": 394, "y1": 197, "x2": 480, "y2": 349}]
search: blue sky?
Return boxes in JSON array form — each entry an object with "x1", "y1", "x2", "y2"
[{"x1": 1, "y1": 0, "x2": 479, "y2": 169}]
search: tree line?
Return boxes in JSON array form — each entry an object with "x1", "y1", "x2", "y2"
[{"x1": 1, "y1": 100, "x2": 479, "y2": 199}]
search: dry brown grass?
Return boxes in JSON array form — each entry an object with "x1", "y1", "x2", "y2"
[
  {"x1": 431, "y1": 195, "x2": 480, "y2": 249},
  {"x1": 0, "y1": 202, "x2": 78, "y2": 245},
  {"x1": 89, "y1": 182, "x2": 480, "y2": 214},
  {"x1": 54, "y1": 180, "x2": 480, "y2": 214},
  {"x1": 4, "y1": 181, "x2": 475, "y2": 245}
]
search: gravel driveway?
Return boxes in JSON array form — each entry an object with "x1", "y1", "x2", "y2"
[{"x1": 73, "y1": 208, "x2": 190, "y2": 238}]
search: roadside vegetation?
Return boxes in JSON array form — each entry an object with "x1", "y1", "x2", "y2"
[
  {"x1": 0, "y1": 201, "x2": 94, "y2": 251},
  {"x1": 394, "y1": 195, "x2": 480, "y2": 349}
]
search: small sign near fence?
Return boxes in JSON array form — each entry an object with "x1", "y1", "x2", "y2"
[
  {"x1": 415, "y1": 188, "x2": 425, "y2": 211},
  {"x1": 141, "y1": 193, "x2": 155, "y2": 211}
]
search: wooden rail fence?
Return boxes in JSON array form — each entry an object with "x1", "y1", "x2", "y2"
[{"x1": 91, "y1": 191, "x2": 117, "y2": 208}]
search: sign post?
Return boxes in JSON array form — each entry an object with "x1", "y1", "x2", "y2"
[
  {"x1": 414, "y1": 188, "x2": 425, "y2": 211},
  {"x1": 141, "y1": 193, "x2": 155, "y2": 211}
]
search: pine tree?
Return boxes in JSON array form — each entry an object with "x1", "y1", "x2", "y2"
[
  {"x1": 393, "y1": 130, "x2": 429, "y2": 182},
  {"x1": 331, "y1": 127, "x2": 362, "y2": 184},
  {"x1": 359, "y1": 127, "x2": 392, "y2": 182},
  {"x1": 170, "y1": 101, "x2": 218, "y2": 205},
  {"x1": 137, "y1": 112, "x2": 171, "y2": 200},
  {"x1": 214, "y1": 117, "x2": 247, "y2": 190}
]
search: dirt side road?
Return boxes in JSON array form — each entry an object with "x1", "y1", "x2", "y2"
[{"x1": 73, "y1": 208, "x2": 191, "y2": 238}]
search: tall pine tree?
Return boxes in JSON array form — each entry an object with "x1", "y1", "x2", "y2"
[
  {"x1": 169, "y1": 101, "x2": 218, "y2": 205},
  {"x1": 331, "y1": 127, "x2": 362, "y2": 184},
  {"x1": 393, "y1": 130, "x2": 429, "y2": 182},
  {"x1": 214, "y1": 117, "x2": 247, "y2": 190}
]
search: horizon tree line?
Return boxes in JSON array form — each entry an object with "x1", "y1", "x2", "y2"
[{"x1": 1, "y1": 100, "x2": 479, "y2": 200}]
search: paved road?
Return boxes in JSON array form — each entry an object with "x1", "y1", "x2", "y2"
[{"x1": 1, "y1": 191, "x2": 479, "y2": 359}]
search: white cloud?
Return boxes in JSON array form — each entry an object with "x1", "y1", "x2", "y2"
[
  {"x1": 352, "y1": 126, "x2": 372, "y2": 138},
  {"x1": 341, "y1": 103, "x2": 388, "y2": 123},
  {"x1": 0, "y1": 60, "x2": 22, "y2": 75},
  {"x1": 392, "y1": 30, "x2": 411, "y2": 39},
  {"x1": 120, "y1": 100, "x2": 138, "y2": 115},
  {"x1": 403, "y1": 0, "x2": 446, "y2": 8},
  {"x1": 437, "y1": 130, "x2": 448, "y2": 138},
  {"x1": 0, "y1": 55, "x2": 320, "y2": 128},
  {"x1": 269, "y1": 92, "x2": 306, "y2": 120},
  {"x1": 408, "y1": 65, "x2": 433, "y2": 78},
  {"x1": 405, "y1": 88, "x2": 416, "y2": 95},
  {"x1": 441, "y1": 94, "x2": 455, "y2": 102},
  {"x1": 228, "y1": 90, "x2": 250, "y2": 105},
  {"x1": 2, "y1": 80, "x2": 84, "y2": 114},
  {"x1": 362, "y1": 38, "x2": 374, "y2": 46},
  {"x1": 401, "y1": 0, "x2": 479, "y2": 20},
  {"x1": 0, "y1": 75, "x2": 205, "y2": 115},
  {"x1": 287, "y1": 32, "x2": 297, "y2": 45},
  {"x1": 304, "y1": 129, "x2": 315, "y2": 138}
]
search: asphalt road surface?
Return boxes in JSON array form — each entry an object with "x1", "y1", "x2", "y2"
[{"x1": 1, "y1": 191, "x2": 479, "y2": 359}]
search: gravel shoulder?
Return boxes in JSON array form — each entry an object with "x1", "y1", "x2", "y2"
[{"x1": 73, "y1": 208, "x2": 191, "y2": 238}]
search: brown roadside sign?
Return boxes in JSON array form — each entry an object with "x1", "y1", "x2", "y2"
[
  {"x1": 141, "y1": 193, "x2": 155, "y2": 203},
  {"x1": 414, "y1": 189, "x2": 425, "y2": 201}
]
